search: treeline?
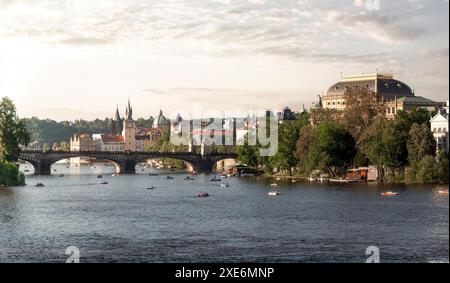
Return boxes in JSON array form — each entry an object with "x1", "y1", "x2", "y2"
[
  {"x1": 237, "y1": 87, "x2": 449, "y2": 184},
  {"x1": 1, "y1": 97, "x2": 30, "y2": 186},
  {"x1": 23, "y1": 117, "x2": 155, "y2": 149}
]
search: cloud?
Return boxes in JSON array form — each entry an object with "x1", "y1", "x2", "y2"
[{"x1": 323, "y1": 9, "x2": 426, "y2": 43}]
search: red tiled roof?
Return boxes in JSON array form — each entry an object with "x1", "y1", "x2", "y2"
[{"x1": 101, "y1": 135, "x2": 124, "y2": 143}]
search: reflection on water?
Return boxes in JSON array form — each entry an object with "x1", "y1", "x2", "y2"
[{"x1": 0, "y1": 164, "x2": 448, "y2": 263}]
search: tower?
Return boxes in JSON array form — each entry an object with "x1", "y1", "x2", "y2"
[
  {"x1": 123, "y1": 99, "x2": 136, "y2": 151},
  {"x1": 112, "y1": 105, "x2": 123, "y2": 135}
]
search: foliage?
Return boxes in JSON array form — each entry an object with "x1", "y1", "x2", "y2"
[
  {"x1": 268, "y1": 112, "x2": 309, "y2": 173},
  {"x1": 407, "y1": 123, "x2": 436, "y2": 163},
  {"x1": 0, "y1": 161, "x2": 25, "y2": 186},
  {"x1": 406, "y1": 155, "x2": 449, "y2": 184},
  {"x1": 236, "y1": 139, "x2": 258, "y2": 167},
  {"x1": 342, "y1": 86, "x2": 383, "y2": 140},
  {"x1": 0, "y1": 97, "x2": 31, "y2": 162},
  {"x1": 300, "y1": 122, "x2": 356, "y2": 177}
]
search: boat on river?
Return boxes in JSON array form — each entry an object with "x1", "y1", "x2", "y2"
[
  {"x1": 270, "y1": 183, "x2": 278, "y2": 187},
  {"x1": 381, "y1": 191, "x2": 399, "y2": 196},
  {"x1": 166, "y1": 176, "x2": 175, "y2": 180},
  {"x1": 146, "y1": 185, "x2": 155, "y2": 190},
  {"x1": 35, "y1": 183, "x2": 45, "y2": 188},
  {"x1": 98, "y1": 180, "x2": 108, "y2": 185},
  {"x1": 268, "y1": 190, "x2": 281, "y2": 196},
  {"x1": 437, "y1": 190, "x2": 449, "y2": 195},
  {"x1": 220, "y1": 183, "x2": 230, "y2": 188},
  {"x1": 198, "y1": 192, "x2": 209, "y2": 198}
]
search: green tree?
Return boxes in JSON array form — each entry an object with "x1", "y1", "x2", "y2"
[
  {"x1": 0, "y1": 97, "x2": 31, "y2": 162},
  {"x1": 237, "y1": 139, "x2": 258, "y2": 167},
  {"x1": 407, "y1": 123, "x2": 436, "y2": 163},
  {"x1": 302, "y1": 122, "x2": 356, "y2": 177}
]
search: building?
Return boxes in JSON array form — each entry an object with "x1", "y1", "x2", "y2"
[
  {"x1": 430, "y1": 101, "x2": 449, "y2": 152},
  {"x1": 112, "y1": 105, "x2": 123, "y2": 135},
  {"x1": 153, "y1": 110, "x2": 171, "y2": 130},
  {"x1": 70, "y1": 134, "x2": 95, "y2": 152},
  {"x1": 93, "y1": 134, "x2": 125, "y2": 152},
  {"x1": 122, "y1": 100, "x2": 136, "y2": 151},
  {"x1": 277, "y1": 107, "x2": 296, "y2": 123},
  {"x1": 322, "y1": 73, "x2": 443, "y2": 116}
]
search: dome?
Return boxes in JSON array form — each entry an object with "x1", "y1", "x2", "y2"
[
  {"x1": 153, "y1": 110, "x2": 170, "y2": 128},
  {"x1": 325, "y1": 74, "x2": 414, "y2": 100}
]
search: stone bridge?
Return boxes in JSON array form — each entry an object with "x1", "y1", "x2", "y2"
[{"x1": 19, "y1": 150, "x2": 238, "y2": 175}]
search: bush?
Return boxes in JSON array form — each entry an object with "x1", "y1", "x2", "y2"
[
  {"x1": 406, "y1": 155, "x2": 449, "y2": 184},
  {"x1": 0, "y1": 161, "x2": 25, "y2": 186}
]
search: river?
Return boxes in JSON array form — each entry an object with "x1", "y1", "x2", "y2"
[{"x1": 0, "y1": 163, "x2": 448, "y2": 263}]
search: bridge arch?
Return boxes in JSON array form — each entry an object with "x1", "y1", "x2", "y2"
[{"x1": 134, "y1": 156, "x2": 196, "y2": 172}]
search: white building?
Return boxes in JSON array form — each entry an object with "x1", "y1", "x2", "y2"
[{"x1": 430, "y1": 101, "x2": 449, "y2": 152}]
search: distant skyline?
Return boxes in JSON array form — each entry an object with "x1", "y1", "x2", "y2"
[{"x1": 0, "y1": 0, "x2": 448, "y2": 121}]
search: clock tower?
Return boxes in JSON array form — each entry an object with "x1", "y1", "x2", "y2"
[{"x1": 123, "y1": 99, "x2": 136, "y2": 152}]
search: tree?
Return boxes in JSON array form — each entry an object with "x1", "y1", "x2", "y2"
[
  {"x1": 0, "y1": 97, "x2": 31, "y2": 162},
  {"x1": 301, "y1": 122, "x2": 356, "y2": 177},
  {"x1": 296, "y1": 124, "x2": 315, "y2": 165},
  {"x1": 237, "y1": 139, "x2": 258, "y2": 167},
  {"x1": 407, "y1": 123, "x2": 436, "y2": 163},
  {"x1": 343, "y1": 86, "x2": 383, "y2": 140}
]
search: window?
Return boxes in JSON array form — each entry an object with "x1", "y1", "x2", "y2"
[{"x1": 438, "y1": 128, "x2": 442, "y2": 133}]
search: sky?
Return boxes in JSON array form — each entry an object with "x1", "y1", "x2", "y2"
[{"x1": 0, "y1": 0, "x2": 448, "y2": 121}]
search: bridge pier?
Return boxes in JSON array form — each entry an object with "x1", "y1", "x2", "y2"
[
  {"x1": 120, "y1": 159, "x2": 137, "y2": 174},
  {"x1": 193, "y1": 159, "x2": 215, "y2": 173},
  {"x1": 34, "y1": 159, "x2": 53, "y2": 175}
]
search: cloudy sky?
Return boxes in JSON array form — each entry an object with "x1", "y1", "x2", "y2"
[{"x1": 0, "y1": 0, "x2": 448, "y2": 121}]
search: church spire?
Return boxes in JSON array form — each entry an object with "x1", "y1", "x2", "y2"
[
  {"x1": 114, "y1": 104, "x2": 121, "y2": 121},
  {"x1": 126, "y1": 98, "x2": 133, "y2": 120}
]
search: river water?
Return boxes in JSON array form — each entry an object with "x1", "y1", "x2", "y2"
[{"x1": 0, "y1": 163, "x2": 448, "y2": 263}]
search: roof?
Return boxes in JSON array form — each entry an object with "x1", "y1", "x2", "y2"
[
  {"x1": 326, "y1": 75, "x2": 413, "y2": 99},
  {"x1": 100, "y1": 135, "x2": 124, "y2": 143},
  {"x1": 396, "y1": 96, "x2": 441, "y2": 105},
  {"x1": 153, "y1": 110, "x2": 170, "y2": 128},
  {"x1": 430, "y1": 111, "x2": 449, "y2": 123}
]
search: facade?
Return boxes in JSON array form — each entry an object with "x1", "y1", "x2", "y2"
[
  {"x1": 123, "y1": 100, "x2": 137, "y2": 152},
  {"x1": 93, "y1": 134, "x2": 125, "y2": 152},
  {"x1": 322, "y1": 73, "x2": 443, "y2": 116},
  {"x1": 430, "y1": 101, "x2": 449, "y2": 152},
  {"x1": 70, "y1": 134, "x2": 95, "y2": 152}
]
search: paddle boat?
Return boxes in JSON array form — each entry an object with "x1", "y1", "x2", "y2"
[
  {"x1": 268, "y1": 190, "x2": 281, "y2": 196},
  {"x1": 381, "y1": 191, "x2": 399, "y2": 196}
]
